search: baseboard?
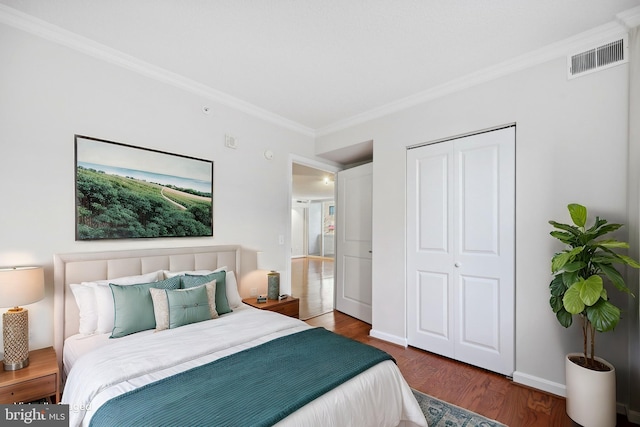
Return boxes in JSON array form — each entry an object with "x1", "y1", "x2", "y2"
[
  {"x1": 512, "y1": 371, "x2": 566, "y2": 397},
  {"x1": 627, "y1": 407, "x2": 640, "y2": 424},
  {"x1": 305, "y1": 255, "x2": 334, "y2": 261},
  {"x1": 369, "y1": 329, "x2": 408, "y2": 347},
  {"x1": 514, "y1": 371, "x2": 633, "y2": 419}
]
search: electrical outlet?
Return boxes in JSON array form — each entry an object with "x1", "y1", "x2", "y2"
[{"x1": 250, "y1": 288, "x2": 258, "y2": 297}]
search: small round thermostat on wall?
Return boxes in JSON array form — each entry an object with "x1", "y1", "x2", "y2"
[{"x1": 264, "y1": 150, "x2": 274, "y2": 160}]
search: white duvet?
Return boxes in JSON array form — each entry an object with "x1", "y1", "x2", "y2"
[{"x1": 62, "y1": 305, "x2": 427, "y2": 427}]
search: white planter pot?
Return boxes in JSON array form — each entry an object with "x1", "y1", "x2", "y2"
[{"x1": 565, "y1": 353, "x2": 616, "y2": 427}]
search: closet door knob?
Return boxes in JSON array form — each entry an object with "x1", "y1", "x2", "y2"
[{"x1": 454, "y1": 262, "x2": 461, "y2": 268}]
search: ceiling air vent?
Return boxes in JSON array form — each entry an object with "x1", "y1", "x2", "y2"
[{"x1": 568, "y1": 37, "x2": 627, "y2": 79}]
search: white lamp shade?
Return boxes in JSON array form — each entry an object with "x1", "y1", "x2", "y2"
[{"x1": 0, "y1": 267, "x2": 45, "y2": 308}]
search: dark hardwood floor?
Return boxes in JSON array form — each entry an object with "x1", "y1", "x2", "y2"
[
  {"x1": 292, "y1": 257, "x2": 637, "y2": 426},
  {"x1": 306, "y1": 310, "x2": 638, "y2": 427}
]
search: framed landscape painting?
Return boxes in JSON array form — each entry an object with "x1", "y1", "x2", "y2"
[{"x1": 75, "y1": 135, "x2": 213, "y2": 240}]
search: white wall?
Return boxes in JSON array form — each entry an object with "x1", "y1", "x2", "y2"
[
  {"x1": 291, "y1": 207, "x2": 306, "y2": 257},
  {"x1": 307, "y1": 202, "x2": 323, "y2": 256},
  {"x1": 627, "y1": 26, "x2": 640, "y2": 422},
  {"x1": 317, "y1": 53, "x2": 634, "y2": 405},
  {"x1": 0, "y1": 24, "x2": 329, "y2": 354}
]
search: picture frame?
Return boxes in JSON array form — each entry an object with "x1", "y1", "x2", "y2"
[{"x1": 75, "y1": 135, "x2": 213, "y2": 240}]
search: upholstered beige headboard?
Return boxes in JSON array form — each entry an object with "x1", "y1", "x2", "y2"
[{"x1": 53, "y1": 245, "x2": 240, "y2": 367}]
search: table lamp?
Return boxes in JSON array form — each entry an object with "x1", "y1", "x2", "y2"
[{"x1": 0, "y1": 266, "x2": 45, "y2": 370}]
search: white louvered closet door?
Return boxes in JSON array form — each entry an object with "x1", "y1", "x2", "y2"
[{"x1": 406, "y1": 126, "x2": 515, "y2": 376}]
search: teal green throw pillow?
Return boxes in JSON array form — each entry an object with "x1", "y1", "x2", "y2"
[
  {"x1": 110, "y1": 276, "x2": 181, "y2": 338},
  {"x1": 166, "y1": 286, "x2": 212, "y2": 329},
  {"x1": 182, "y1": 271, "x2": 231, "y2": 315}
]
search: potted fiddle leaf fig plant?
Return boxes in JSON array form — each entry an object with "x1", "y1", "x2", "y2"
[{"x1": 549, "y1": 203, "x2": 639, "y2": 427}]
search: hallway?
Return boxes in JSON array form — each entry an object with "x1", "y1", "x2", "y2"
[{"x1": 290, "y1": 257, "x2": 334, "y2": 320}]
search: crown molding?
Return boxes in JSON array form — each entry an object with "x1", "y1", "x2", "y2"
[
  {"x1": 0, "y1": 4, "x2": 316, "y2": 137},
  {"x1": 316, "y1": 13, "x2": 636, "y2": 137},
  {"x1": 2, "y1": 4, "x2": 638, "y2": 140},
  {"x1": 617, "y1": 6, "x2": 640, "y2": 29}
]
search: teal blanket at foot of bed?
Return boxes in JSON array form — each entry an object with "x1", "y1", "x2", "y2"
[{"x1": 89, "y1": 327, "x2": 394, "y2": 427}]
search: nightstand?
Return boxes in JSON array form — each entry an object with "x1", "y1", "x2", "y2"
[
  {"x1": 0, "y1": 347, "x2": 60, "y2": 404},
  {"x1": 243, "y1": 296, "x2": 300, "y2": 319}
]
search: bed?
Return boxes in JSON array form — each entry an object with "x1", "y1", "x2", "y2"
[{"x1": 53, "y1": 246, "x2": 427, "y2": 427}]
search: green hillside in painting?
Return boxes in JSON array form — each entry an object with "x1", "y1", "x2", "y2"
[{"x1": 76, "y1": 166, "x2": 212, "y2": 239}]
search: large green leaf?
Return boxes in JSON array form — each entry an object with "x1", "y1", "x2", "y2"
[
  {"x1": 590, "y1": 223, "x2": 623, "y2": 239},
  {"x1": 549, "y1": 276, "x2": 566, "y2": 297},
  {"x1": 550, "y1": 231, "x2": 578, "y2": 245},
  {"x1": 562, "y1": 271, "x2": 580, "y2": 289},
  {"x1": 556, "y1": 307, "x2": 573, "y2": 328},
  {"x1": 586, "y1": 299, "x2": 620, "y2": 332},
  {"x1": 550, "y1": 295, "x2": 563, "y2": 313},
  {"x1": 596, "y1": 239, "x2": 629, "y2": 249},
  {"x1": 563, "y1": 284, "x2": 585, "y2": 314},
  {"x1": 618, "y1": 254, "x2": 640, "y2": 269},
  {"x1": 551, "y1": 252, "x2": 572, "y2": 273},
  {"x1": 586, "y1": 217, "x2": 607, "y2": 233},
  {"x1": 551, "y1": 247, "x2": 584, "y2": 273},
  {"x1": 598, "y1": 264, "x2": 630, "y2": 294},
  {"x1": 568, "y1": 204, "x2": 587, "y2": 227},
  {"x1": 561, "y1": 261, "x2": 586, "y2": 272},
  {"x1": 598, "y1": 248, "x2": 640, "y2": 269},
  {"x1": 548, "y1": 221, "x2": 581, "y2": 236},
  {"x1": 578, "y1": 275, "x2": 603, "y2": 306},
  {"x1": 591, "y1": 253, "x2": 616, "y2": 264}
]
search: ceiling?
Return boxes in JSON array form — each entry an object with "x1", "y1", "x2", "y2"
[
  {"x1": 292, "y1": 164, "x2": 335, "y2": 201},
  {"x1": 1, "y1": 0, "x2": 639, "y2": 137}
]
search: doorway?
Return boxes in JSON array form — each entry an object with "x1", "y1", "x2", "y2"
[{"x1": 291, "y1": 162, "x2": 337, "y2": 319}]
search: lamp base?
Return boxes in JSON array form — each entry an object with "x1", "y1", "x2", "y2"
[
  {"x1": 3, "y1": 308, "x2": 30, "y2": 371},
  {"x1": 267, "y1": 271, "x2": 280, "y2": 300},
  {"x1": 3, "y1": 357, "x2": 29, "y2": 371}
]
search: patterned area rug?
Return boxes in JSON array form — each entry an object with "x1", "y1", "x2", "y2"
[{"x1": 412, "y1": 389, "x2": 507, "y2": 427}]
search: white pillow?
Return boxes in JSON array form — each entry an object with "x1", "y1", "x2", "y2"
[
  {"x1": 88, "y1": 284, "x2": 115, "y2": 334},
  {"x1": 84, "y1": 270, "x2": 161, "y2": 334},
  {"x1": 92, "y1": 270, "x2": 161, "y2": 287},
  {"x1": 69, "y1": 283, "x2": 98, "y2": 335},
  {"x1": 225, "y1": 271, "x2": 242, "y2": 309},
  {"x1": 162, "y1": 269, "x2": 215, "y2": 279}
]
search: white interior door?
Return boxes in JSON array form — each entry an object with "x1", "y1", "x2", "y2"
[
  {"x1": 407, "y1": 142, "x2": 455, "y2": 357},
  {"x1": 407, "y1": 126, "x2": 515, "y2": 376},
  {"x1": 335, "y1": 163, "x2": 373, "y2": 323}
]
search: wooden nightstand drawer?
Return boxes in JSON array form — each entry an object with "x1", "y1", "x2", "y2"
[
  {"x1": 243, "y1": 296, "x2": 300, "y2": 319},
  {"x1": 0, "y1": 374, "x2": 56, "y2": 404},
  {"x1": 269, "y1": 300, "x2": 299, "y2": 318}
]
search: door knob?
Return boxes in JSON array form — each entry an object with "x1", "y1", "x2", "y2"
[{"x1": 454, "y1": 262, "x2": 461, "y2": 268}]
